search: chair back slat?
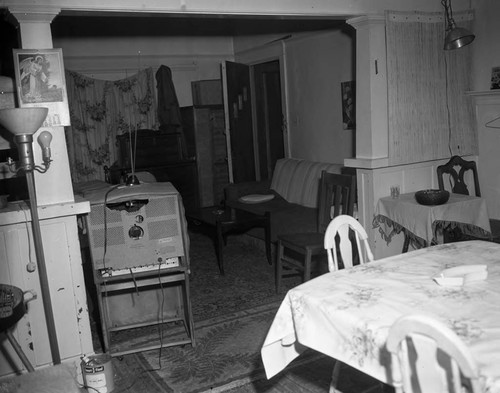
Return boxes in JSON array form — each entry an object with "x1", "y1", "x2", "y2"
[{"x1": 317, "y1": 172, "x2": 356, "y2": 234}]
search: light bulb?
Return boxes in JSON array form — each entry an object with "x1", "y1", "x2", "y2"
[{"x1": 37, "y1": 131, "x2": 53, "y2": 164}]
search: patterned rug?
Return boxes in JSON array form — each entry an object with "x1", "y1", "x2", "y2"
[{"x1": 91, "y1": 231, "x2": 390, "y2": 392}]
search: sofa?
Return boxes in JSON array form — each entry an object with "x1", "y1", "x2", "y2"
[{"x1": 224, "y1": 158, "x2": 352, "y2": 243}]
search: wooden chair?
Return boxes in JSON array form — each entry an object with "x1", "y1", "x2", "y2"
[
  {"x1": 324, "y1": 214, "x2": 374, "y2": 272},
  {"x1": 323, "y1": 215, "x2": 374, "y2": 392},
  {"x1": 437, "y1": 155, "x2": 500, "y2": 242},
  {"x1": 386, "y1": 314, "x2": 481, "y2": 393},
  {"x1": 275, "y1": 171, "x2": 356, "y2": 293}
]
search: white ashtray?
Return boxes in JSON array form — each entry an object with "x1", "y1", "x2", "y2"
[{"x1": 433, "y1": 265, "x2": 488, "y2": 287}]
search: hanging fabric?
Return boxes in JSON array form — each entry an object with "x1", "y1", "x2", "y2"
[
  {"x1": 385, "y1": 10, "x2": 476, "y2": 165},
  {"x1": 65, "y1": 67, "x2": 157, "y2": 183}
]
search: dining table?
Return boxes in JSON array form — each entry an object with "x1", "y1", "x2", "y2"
[
  {"x1": 261, "y1": 240, "x2": 500, "y2": 392},
  {"x1": 373, "y1": 192, "x2": 491, "y2": 251}
]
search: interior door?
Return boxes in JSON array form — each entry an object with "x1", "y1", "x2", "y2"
[
  {"x1": 221, "y1": 61, "x2": 256, "y2": 183},
  {"x1": 253, "y1": 60, "x2": 285, "y2": 180}
]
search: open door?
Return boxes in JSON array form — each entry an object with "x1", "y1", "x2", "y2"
[
  {"x1": 222, "y1": 61, "x2": 256, "y2": 183},
  {"x1": 253, "y1": 60, "x2": 285, "y2": 180}
]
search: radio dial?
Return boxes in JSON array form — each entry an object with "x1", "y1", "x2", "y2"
[{"x1": 129, "y1": 224, "x2": 144, "y2": 239}]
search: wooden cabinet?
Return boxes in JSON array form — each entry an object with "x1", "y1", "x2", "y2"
[
  {"x1": 109, "y1": 130, "x2": 199, "y2": 212},
  {"x1": 181, "y1": 106, "x2": 229, "y2": 207},
  {"x1": 0, "y1": 201, "x2": 93, "y2": 376}
]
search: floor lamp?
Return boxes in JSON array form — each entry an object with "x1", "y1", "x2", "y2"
[{"x1": 0, "y1": 107, "x2": 61, "y2": 366}]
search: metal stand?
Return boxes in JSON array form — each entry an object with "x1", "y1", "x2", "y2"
[{"x1": 25, "y1": 170, "x2": 61, "y2": 364}]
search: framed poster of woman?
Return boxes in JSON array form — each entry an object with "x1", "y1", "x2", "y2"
[{"x1": 13, "y1": 48, "x2": 70, "y2": 127}]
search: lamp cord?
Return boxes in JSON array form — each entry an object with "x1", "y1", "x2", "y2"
[
  {"x1": 441, "y1": 0, "x2": 455, "y2": 31},
  {"x1": 444, "y1": 52, "x2": 453, "y2": 157}
]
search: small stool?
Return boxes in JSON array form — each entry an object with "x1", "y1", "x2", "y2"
[{"x1": 0, "y1": 284, "x2": 35, "y2": 372}]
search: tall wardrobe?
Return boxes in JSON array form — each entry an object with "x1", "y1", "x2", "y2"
[{"x1": 181, "y1": 105, "x2": 228, "y2": 207}]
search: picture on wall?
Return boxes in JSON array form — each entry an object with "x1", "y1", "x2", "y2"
[
  {"x1": 13, "y1": 48, "x2": 70, "y2": 127},
  {"x1": 491, "y1": 66, "x2": 500, "y2": 90},
  {"x1": 341, "y1": 81, "x2": 355, "y2": 130}
]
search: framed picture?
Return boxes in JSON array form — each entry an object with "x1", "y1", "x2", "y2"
[
  {"x1": 13, "y1": 48, "x2": 70, "y2": 127},
  {"x1": 341, "y1": 81, "x2": 355, "y2": 130},
  {"x1": 491, "y1": 66, "x2": 500, "y2": 90}
]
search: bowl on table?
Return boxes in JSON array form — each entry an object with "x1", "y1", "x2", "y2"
[{"x1": 414, "y1": 189, "x2": 450, "y2": 206}]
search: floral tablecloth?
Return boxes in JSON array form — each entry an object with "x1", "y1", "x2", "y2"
[
  {"x1": 373, "y1": 192, "x2": 491, "y2": 247},
  {"x1": 261, "y1": 241, "x2": 500, "y2": 392}
]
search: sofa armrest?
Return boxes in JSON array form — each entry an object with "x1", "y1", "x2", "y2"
[{"x1": 224, "y1": 179, "x2": 273, "y2": 202}]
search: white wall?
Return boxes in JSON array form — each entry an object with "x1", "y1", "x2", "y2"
[
  {"x1": 471, "y1": 0, "x2": 500, "y2": 91},
  {"x1": 285, "y1": 29, "x2": 355, "y2": 163}
]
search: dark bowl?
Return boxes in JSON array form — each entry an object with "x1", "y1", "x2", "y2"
[{"x1": 414, "y1": 189, "x2": 450, "y2": 206}]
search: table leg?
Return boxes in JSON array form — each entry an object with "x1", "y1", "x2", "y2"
[
  {"x1": 264, "y1": 212, "x2": 272, "y2": 265},
  {"x1": 215, "y1": 221, "x2": 225, "y2": 275},
  {"x1": 402, "y1": 232, "x2": 410, "y2": 253}
]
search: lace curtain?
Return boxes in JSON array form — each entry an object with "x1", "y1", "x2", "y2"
[
  {"x1": 386, "y1": 10, "x2": 476, "y2": 165},
  {"x1": 65, "y1": 67, "x2": 157, "y2": 183}
]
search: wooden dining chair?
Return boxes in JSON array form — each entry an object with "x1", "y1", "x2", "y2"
[
  {"x1": 323, "y1": 214, "x2": 374, "y2": 392},
  {"x1": 275, "y1": 171, "x2": 356, "y2": 293},
  {"x1": 437, "y1": 155, "x2": 500, "y2": 243},
  {"x1": 386, "y1": 314, "x2": 481, "y2": 393},
  {"x1": 324, "y1": 214, "x2": 374, "y2": 272}
]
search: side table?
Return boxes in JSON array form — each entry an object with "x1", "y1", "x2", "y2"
[{"x1": 186, "y1": 206, "x2": 272, "y2": 275}]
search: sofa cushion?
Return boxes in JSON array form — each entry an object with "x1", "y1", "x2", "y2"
[{"x1": 270, "y1": 158, "x2": 344, "y2": 208}]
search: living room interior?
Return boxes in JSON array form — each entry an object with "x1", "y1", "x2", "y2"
[{"x1": 1, "y1": 0, "x2": 500, "y2": 391}]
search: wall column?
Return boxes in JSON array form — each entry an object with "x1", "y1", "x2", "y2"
[
  {"x1": 345, "y1": 15, "x2": 389, "y2": 168},
  {"x1": 7, "y1": 5, "x2": 75, "y2": 204}
]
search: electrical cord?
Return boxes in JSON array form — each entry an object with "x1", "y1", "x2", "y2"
[
  {"x1": 443, "y1": 51, "x2": 453, "y2": 156},
  {"x1": 157, "y1": 262, "x2": 166, "y2": 369}
]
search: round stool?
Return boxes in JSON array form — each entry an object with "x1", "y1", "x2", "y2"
[{"x1": 0, "y1": 284, "x2": 35, "y2": 372}]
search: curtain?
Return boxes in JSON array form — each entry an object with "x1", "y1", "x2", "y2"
[
  {"x1": 65, "y1": 67, "x2": 157, "y2": 183},
  {"x1": 386, "y1": 10, "x2": 476, "y2": 165}
]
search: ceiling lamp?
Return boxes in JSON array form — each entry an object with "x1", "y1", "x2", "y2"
[{"x1": 442, "y1": 0, "x2": 475, "y2": 50}]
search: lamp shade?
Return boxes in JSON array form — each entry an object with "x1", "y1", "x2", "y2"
[
  {"x1": 444, "y1": 26, "x2": 475, "y2": 50},
  {"x1": 0, "y1": 107, "x2": 48, "y2": 136}
]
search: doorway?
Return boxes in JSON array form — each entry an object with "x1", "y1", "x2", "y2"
[{"x1": 222, "y1": 59, "x2": 285, "y2": 183}]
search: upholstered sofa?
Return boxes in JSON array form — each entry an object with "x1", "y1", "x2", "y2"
[{"x1": 224, "y1": 158, "x2": 351, "y2": 243}]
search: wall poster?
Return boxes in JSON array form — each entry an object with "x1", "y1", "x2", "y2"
[
  {"x1": 13, "y1": 48, "x2": 70, "y2": 127},
  {"x1": 341, "y1": 81, "x2": 355, "y2": 130}
]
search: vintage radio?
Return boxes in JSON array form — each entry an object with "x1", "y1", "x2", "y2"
[{"x1": 85, "y1": 182, "x2": 185, "y2": 272}]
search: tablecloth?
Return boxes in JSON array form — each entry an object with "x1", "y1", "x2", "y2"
[{"x1": 261, "y1": 240, "x2": 500, "y2": 392}]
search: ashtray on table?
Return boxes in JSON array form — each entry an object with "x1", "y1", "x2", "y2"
[{"x1": 414, "y1": 189, "x2": 450, "y2": 206}]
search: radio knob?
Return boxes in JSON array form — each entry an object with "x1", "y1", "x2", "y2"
[{"x1": 129, "y1": 224, "x2": 144, "y2": 239}]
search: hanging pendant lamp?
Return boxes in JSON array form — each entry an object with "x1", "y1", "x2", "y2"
[{"x1": 442, "y1": 0, "x2": 475, "y2": 50}]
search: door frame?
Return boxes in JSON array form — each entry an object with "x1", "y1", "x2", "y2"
[{"x1": 234, "y1": 40, "x2": 290, "y2": 180}]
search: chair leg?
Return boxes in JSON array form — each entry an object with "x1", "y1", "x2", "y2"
[
  {"x1": 276, "y1": 240, "x2": 284, "y2": 293},
  {"x1": 329, "y1": 360, "x2": 341, "y2": 393},
  {"x1": 5, "y1": 330, "x2": 35, "y2": 372},
  {"x1": 402, "y1": 233, "x2": 410, "y2": 253},
  {"x1": 304, "y1": 250, "x2": 312, "y2": 282}
]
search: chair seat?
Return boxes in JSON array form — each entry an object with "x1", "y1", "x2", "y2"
[{"x1": 278, "y1": 232, "x2": 325, "y2": 250}]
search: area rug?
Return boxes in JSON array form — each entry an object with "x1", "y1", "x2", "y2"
[
  {"x1": 111, "y1": 302, "x2": 325, "y2": 393},
  {"x1": 92, "y1": 231, "x2": 391, "y2": 393}
]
